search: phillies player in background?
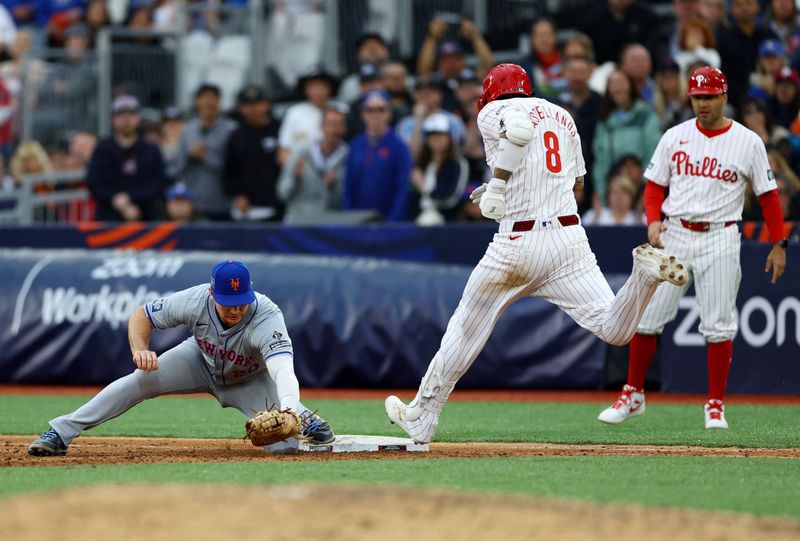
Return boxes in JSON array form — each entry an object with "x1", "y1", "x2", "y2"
[
  {"x1": 598, "y1": 67, "x2": 788, "y2": 429},
  {"x1": 385, "y1": 64, "x2": 689, "y2": 444}
]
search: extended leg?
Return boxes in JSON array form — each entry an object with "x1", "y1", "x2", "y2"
[{"x1": 46, "y1": 339, "x2": 210, "y2": 447}]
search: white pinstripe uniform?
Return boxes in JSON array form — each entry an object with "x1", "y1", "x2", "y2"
[
  {"x1": 394, "y1": 97, "x2": 676, "y2": 443},
  {"x1": 637, "y1": 119, "x2": 776, "y2": 340}
]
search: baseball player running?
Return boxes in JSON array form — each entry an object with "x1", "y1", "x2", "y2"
[
  {"x1": 597, "y1": 67, "x2": 788, "y2": 429},
  {"x1": 386, "y1": 63, "x2": 688, "y2": 444},
  {"x1": 28, "y1": 259, "x2": 334, "y2": 456}
]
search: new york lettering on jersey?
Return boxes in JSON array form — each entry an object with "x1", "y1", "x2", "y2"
[
  {"x1": 645, "y1": 119, "x2": 775, "y2": 222},
  {"x1": 144, "y1": 285, "x2": 292, "y2": 384},
  {"x1": 477, "y1": 97, "x2": 585, "y2": 221}
]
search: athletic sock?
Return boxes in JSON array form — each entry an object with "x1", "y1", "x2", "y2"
[
  {"x1": 707, "y1": 340, "x2": 733, "y2": 401},
  {"x1": 627, "y1": 332, "x2": 657, "y2": 391}
]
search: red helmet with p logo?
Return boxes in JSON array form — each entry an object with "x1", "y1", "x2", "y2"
[
  {"x1": 687, "y1": 67, "x2": 727, "y2": 96},
  {"x1": 477, "y1": 63, "x2": 533, "y2": 112}
]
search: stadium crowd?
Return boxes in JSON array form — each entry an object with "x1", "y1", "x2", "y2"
[{"x1": 1, "y1": 0, "x2": 800, "y2": 225}]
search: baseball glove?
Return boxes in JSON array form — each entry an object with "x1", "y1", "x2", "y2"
[{"x1": 245, "y1": 407, "x2": 303, "y2": 447}]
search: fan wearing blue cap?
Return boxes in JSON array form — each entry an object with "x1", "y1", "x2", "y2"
[{"x1": 27, "y1": 259, "x2": 335, "y2": 458}]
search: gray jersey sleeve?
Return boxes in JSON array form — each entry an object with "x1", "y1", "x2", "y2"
[
  {"x1": 144, "y1": 285, "x2": 205, "y2": 330},
  {"x1": 251, "y1": 307, "x2": 294, "y2": 362}
]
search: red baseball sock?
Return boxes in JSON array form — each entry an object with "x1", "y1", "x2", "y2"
[
  {"x1": 708, "y1": 340, "x2": 733, "y2": 401},
  {"x1": 627, "y1": 332, "x2": 657, "y2": 391}
]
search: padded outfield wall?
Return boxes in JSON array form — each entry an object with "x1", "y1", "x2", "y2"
[{"x1": 0, "y1": 224, "x2": 797, "y2": 394}]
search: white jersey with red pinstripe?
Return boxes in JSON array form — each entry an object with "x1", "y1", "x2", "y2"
[
  {"x1": 477, "y1": 97, "x2": 586, "y2": 222},
  {"x1": 645, "y1": 119, "x2": 776, "y2": 222},
  {"x1": 395, "y1": 96, "x2": 675, "y2": 443},
  {"x1": 637, "y1": 119, "x2": 774, "y2": 341}
]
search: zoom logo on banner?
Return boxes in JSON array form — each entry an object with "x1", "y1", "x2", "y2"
[
  {"x1": 673, "y1": 296, "x2": 800, "y2": 347},
  {"x1": 11, "y1": 254, "x2": 183, "y2": 335}
]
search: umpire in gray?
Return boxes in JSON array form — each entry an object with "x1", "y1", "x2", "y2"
[{"x1": 28, "y1": 260, "x2": 334, "y2": 456}]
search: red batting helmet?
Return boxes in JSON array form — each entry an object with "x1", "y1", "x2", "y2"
[
  {"x1": 477, "y1": 63, "x2": 533, "y2": 112},
  {"x1": 687, "y1": 67, "x2": 728, "y2": 96}
]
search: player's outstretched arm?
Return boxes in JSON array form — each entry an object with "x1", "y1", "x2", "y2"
[{"x1": 128, "y1": 306, "x2": 158, "y2": 371}]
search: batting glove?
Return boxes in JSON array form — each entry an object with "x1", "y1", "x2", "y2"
[
  {"x1": 469, "y1": 183, "x2": 486, "y2": 204},
  {"x1": 479, "y1": 178, "x2": 506, "y2": 220}
]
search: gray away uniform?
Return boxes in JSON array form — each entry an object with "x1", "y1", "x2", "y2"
[{"x1": 49, "y1": 285, "x2": 310, "y2": 453}]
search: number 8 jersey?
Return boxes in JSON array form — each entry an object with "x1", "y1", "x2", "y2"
[{"x1": 477, "y1": 97, "x2": 586, "y2": 222}]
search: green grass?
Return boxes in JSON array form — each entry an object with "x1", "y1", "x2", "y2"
[
  {"x1": 2, "y1": 394, "x2": 798, "y2": 519},
  {"x1": 2, "y1": 395, "x2": 798, "y2": 448},
  {"x1": 1, "y1": 457, "x2": 798, "y2": 518}
]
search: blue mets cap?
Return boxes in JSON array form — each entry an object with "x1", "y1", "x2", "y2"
[{"x1": 210, "y1": 260, "x2": 256, "y2": 306}]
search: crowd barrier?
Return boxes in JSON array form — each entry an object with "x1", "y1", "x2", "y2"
[{"x1": 0, "y1": 230, "x2": 797, "y2": 393}]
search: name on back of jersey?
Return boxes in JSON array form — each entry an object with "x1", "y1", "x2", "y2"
[{"x1": 528, "y1": 103, "x2": 577, "y2": 139}]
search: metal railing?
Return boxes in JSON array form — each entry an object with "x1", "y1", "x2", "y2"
[{"x1": 0, "y1": 170, "x2": 91, "y2": 225}]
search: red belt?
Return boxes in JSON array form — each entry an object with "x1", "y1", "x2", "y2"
[
  {"x1": 678, "y1": 218, "x2": 737, "y2": 232},
  {"x1": 512, "y1": 215, "x2": 580, "y2": 232}
]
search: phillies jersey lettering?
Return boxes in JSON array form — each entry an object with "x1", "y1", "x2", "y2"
[
  {"x1": 477, "y1": 97, "x2": 586, "y2": 221},
  {"x1": 144, "y1": 285, "x2": 292, "y2": 384},
  {"x1": 645, "y1": 119, "x2": 776, "y2": 222}
]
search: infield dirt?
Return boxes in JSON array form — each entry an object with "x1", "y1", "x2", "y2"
[
  {"x1": 1, "y1": 483, "x2": 799, "y2": 541},
  {"x1": 2, "y1": 435, "x2": 799, "y2": 467}
]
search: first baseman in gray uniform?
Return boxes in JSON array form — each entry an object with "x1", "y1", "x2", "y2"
[{"x1": 28, "y1": 259, "x2": 334, "y2": 456}]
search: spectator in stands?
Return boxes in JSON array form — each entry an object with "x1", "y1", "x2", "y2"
[
  {"x1": 409, "y1": 113, "x2": 467, "y2": 226},
  {"x1": 653, "y1": 61, "x2": 693, "y2": 131},
  {"x1": 396, "y1": 76, "x2": 465, "y2": 160},
  {"x1": 382, "y1": 61, "x2": 413, "y2": 123},
  {"x1": 575, "y1": 0, "x2": 659, "y2": 65},
  {"x1": 86, "y1": 95, "x2": 167, "y2": 221},
  {"x1": 769, "y1": 66, "x2": 800, "y2": 129},
  {"x1": 416, "y1": 16, "x2": 493, "y2": 112},
  {"x1": 159, "y1": 106, "x2": 184, "y2": 180},
  {"x1": 651, "y1": 0, "x2": 703, "y2": 69},
  {"x1": 453, "y1": 68, "x2": 488, "y2": 188},
  {"x1": 673, "y1": 16, "x2": 721, "y2": 78},
  {"x1": 337, "y1": 33, "x2": 390, "y2": 104},
  {"x1": 175, "y1": 83, "x2": 236, "y2": 221},
  {"x1": 42, "y1": 0, "x2": 85, "y2": 48},
  {"x1": 0, "y1": 4, "x2": 16, "y2": 63},
  {"x1": 716, "y1": 0, "x2": 777, "y2": 112},
  {"x1": 559, "y1": 55, "x2": 602, "y2": 214},
  {"x1": 343, "y1": 89, "x2": 411, "y2": 222},
  {"x1": 0, "y1": 154, "x2": 12, "y2": 192},
  {"x1": 776, "y1": 177, "x2": 800, "y2": 220},
  {"x1": 346, "y1": 63, "x2": 384, "y2": 138},
  {"x1": 592, "y1": 68, "x2": 661, "y2": 206},
  {"x1": 609, "y1": 153, "x2": 647, "y2": 217},
  {"x1": 67, "y1": 130, "x2": 96, "y2": 168},
  {"x1": 164, "y1": 182, "x2": 196, "y2": 223},
  {"x1": 10, "y1": 140, "x2": 52, "y2": 191},
  {"x1": 749, "y1": 39, "x2": 787, "y2": 101},
  {"x1": 277, "y1": 67, "x2": 337, "y2": 165},
  {"x1": 223, "y1": 84, "x2": 283, "y2": 222},
  {"x1": 740, "y1": 96, "x2": 792, "y2": 162},
  {"x1": 582, "y1": 175, "x2": 643, "y2": 226},
  {"x1": 700, "y1": 0, "x2": 728, "y2": 30},
  {"x1": 0, "y1": 74, "x2": 13, "y2": 159},
  {"x1": 517, "y1": 18, "x2": 564, "y2": 100},
  {"x1": 765, "y1": 0, "x2": 800, "y2": 55},
  {"x1": 85, "y1": 0, "x2": 110, "y2": 46},
  {"x1": 277, "y1": 106, "x2": 348, "y2": 224},
  {"x1": 620, "y1": 43, "x2": 655, "y2": 105},
  {"x1": 32, "y1": 23, "x2": 96, "y2": 144},
  {"x1": 6, "y1": 1, "x2": 36, "y2": 27}
]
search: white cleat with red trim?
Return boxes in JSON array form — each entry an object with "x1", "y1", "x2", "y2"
[
  {"x1": 704, "y1": 399, "x2": 729, "y2": 429},
  {"x1": 597, "y1": 384, "x2": 646, "y2": 424}
]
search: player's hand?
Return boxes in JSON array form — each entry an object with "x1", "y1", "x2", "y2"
[
  {"x1": 647, "y1": 221, "x2": 666, "y2": 248},
  {"x1": 469, "y1": 183, "x2": 486, "y2": 204},
  {"x1": 133, "y1": 350, "x2": 158, "y2": 371},
  {"x1": 765, "y1": 245, "x2": 786, "y2": 284},
  {"x1": 479, "y1": 178, "x2": 506, "y2": 220},
  {"x1": 460, "y1": 19, "x2": 479, "y2": 40}
]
